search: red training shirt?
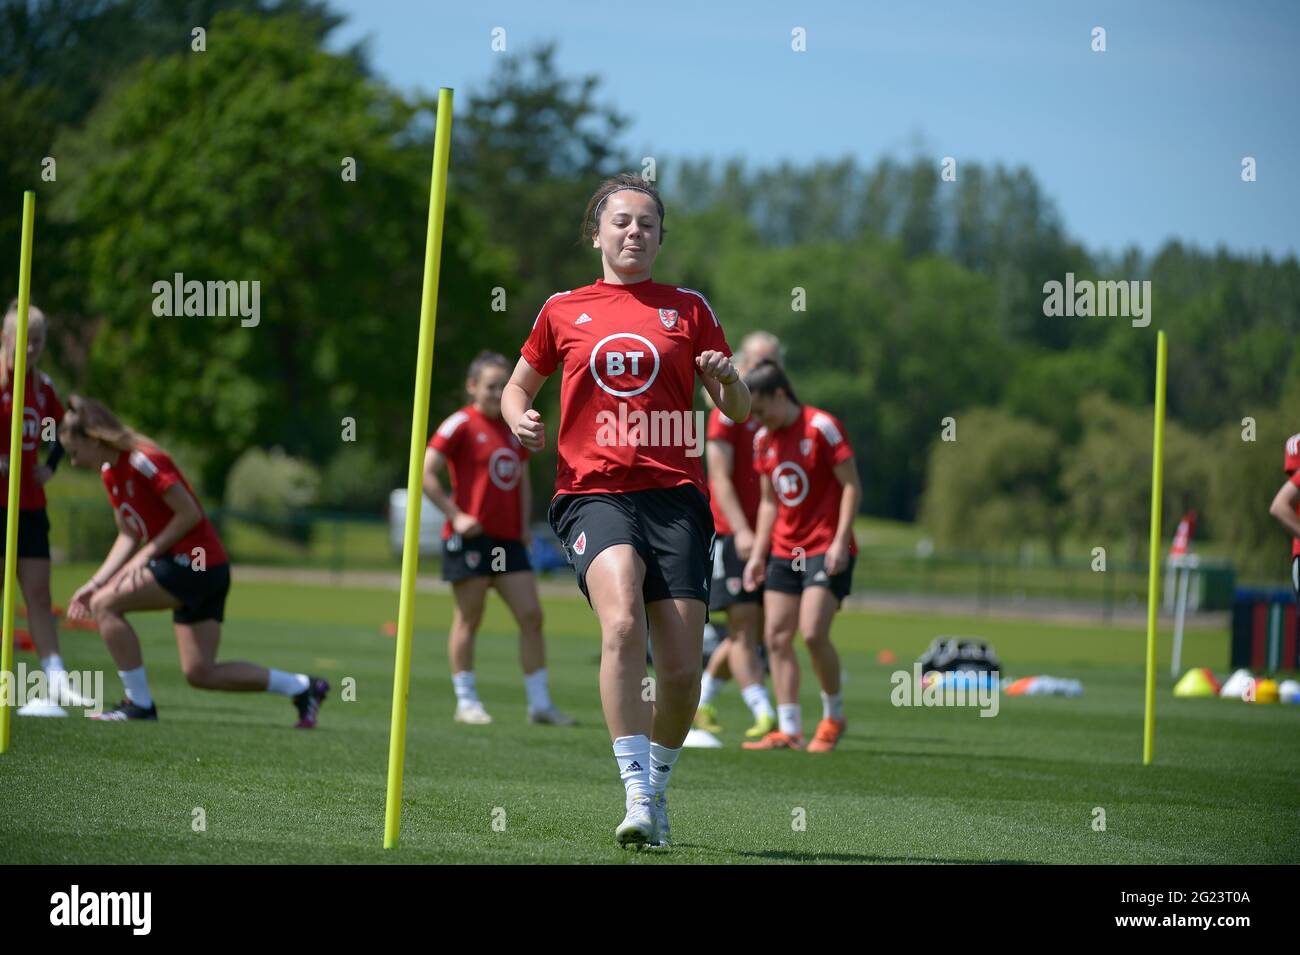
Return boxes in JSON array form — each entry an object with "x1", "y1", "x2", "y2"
[
  {"x1": 428, "y1": 404, "x2": 529, "y2": 541},
  {"x1": 101, "y1": 445, "x2": 228, "y2": 565},
  {"x1": 1287, "y1": 433, "x2": 1300, "y2": 559},
  {"x1": 521, "y1": 278, "x2": 731, "y2": 498},
  {"x1": 0, "y1": 369, "x2": 65, "y2": 510},
  {"x1": 754, "y1": 405, "x2": 857, "y2": 559},
  {"x1": 707, "y1": 407, "x2": 761, "y2": 535}
]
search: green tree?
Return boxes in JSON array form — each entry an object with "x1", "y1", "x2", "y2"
[
  {"x1": 53, "y1": 11, "x2": 513, "y2": 495},
  {"x1": 919, "y1": 408, "x2": 1061, "y2": 555}
]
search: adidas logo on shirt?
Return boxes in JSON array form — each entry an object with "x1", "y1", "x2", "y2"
[{"x1": 575, "y1": 313, "x2": 593, "y2": 325}]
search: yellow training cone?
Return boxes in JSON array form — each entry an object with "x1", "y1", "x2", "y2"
[{"x1": 1173, "y1": 668, "x2": 1216, "y2": 698}]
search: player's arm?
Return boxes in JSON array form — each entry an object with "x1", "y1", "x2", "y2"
[
  {"x1": 68, "y1": 507, "x2": 144, "y2": 619},
  {"x1": 707, "y1": 439, "x2": 753, "y2": 548},
  {"x1": 743, "y1": 475, "x2": 778, "y2": 591},
  {"x1": 502, "y1": 358, "x2": 548, "y2": 452},
  {"x1": 697, "y1": 351, "x2": 750, "y2": 424},
  {"x1": 825, "y1": 457, "x2": 862, "y2": 575},
  {"x1": 423, "y1": 446, "x2": 480, "y2": 537},
  {"x1": 1268, "y1": 478, "x2": 1300, "y2": 539},
  {"x1": 120, "y1": 482, "x2": 202, "y2": 572},
  {"x1": 520, "y1": 467, "x2": 533, "y2": 547}
]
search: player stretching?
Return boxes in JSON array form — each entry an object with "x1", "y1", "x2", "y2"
[
  {"x1": 1, "y1": 301, "x2": 83, "y2": 713},
  {"x1": 502, "y1": 173, "x2": 748, "y2": 848},
  {"x1": 694, "y1": 331, "x2": 781, "y2": 739},
  {"x1": 1268, "y1": 431, "x2": 1300, "y2": 601},
  {"x1": 58, "y1": 396, "x2": 328, "y2": 725},
  {"x1": 424, "y1": 350, "x2": 573, "y2": 727},
  {"x1": 742, "y1": 361, "x2": 861, "y2": 753}
]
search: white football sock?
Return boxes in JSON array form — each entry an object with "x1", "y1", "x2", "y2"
[
  {"x1": 777, "y1": 703, "x2": 802, "y2": 737},
  {"x1": 40, "y1": 654, "x2": 66, "y2": 678},
  {"x1": 267, "y1": 669, "x2": 310, "y2": 697},
  {"x1": 613, "y1": 734, "x2": 653, "y2": 807},
  {"x1": 119, "y1": 666, "x2": 154, "y2": 709},
  {"x1": 821, "y1": 691, "x2": 844, "y2": 720},
  {"x1": 649, "y1": 742, "x2": 681, "y2": 796},
  {"x1": 452, "y1": 670, "x2": 479, "y2": 706},
  {"x1": 699, "y1": 672, "x2": 724, "y2": 705},
  {"x1": 741, "y1": 682, "x2": 775, "y2": 719},
  {"x1": 523, "y1": 668, "x2": 552, "y2": 712}
]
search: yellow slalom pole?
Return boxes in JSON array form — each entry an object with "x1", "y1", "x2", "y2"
[
  {"x1": 384, "y1": 87, "x2": 454, "y2": 848},
  {"x1": 1142, "y1": 330, "x2": 1167, "y2": 766},
  {"x1": 1, "y1": 191, "x2": 36, "y2": 753}
]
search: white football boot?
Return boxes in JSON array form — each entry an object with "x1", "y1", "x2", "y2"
[
  {"x1": 454, "y1": 701, "x2": 493, "y2": 725},
  {"x1": 615, "y1": 795, "x2": 655, "y2": 848}
]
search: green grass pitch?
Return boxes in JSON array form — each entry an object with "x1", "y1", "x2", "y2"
[{"x1": 2, "y1": 564, "x2": 1297, "y2": 864}]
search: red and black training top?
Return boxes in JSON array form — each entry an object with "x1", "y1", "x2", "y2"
[
  {"x1": 101, "y1": 445, "x2": 228, "y2": 565},
  {"x1": 754, "y1": 405, "x2": 857, "y2": 559},
  {"x1": 522, "y1": 278, "x2": 732, "y2": 499},
  {"x1": 428, "y1": 404, "x2": 529, "y2": 541}
]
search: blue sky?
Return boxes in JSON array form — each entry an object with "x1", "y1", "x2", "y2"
[{"x1": 327, "y1": 0, "x2": 1299, "y2": 259}]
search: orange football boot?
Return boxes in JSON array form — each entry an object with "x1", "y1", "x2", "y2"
[
  {"x1": 741, "y1": 729, "x2": 805, "y2": 750},
  {"x1": 806, "y1": 718, "x2": 846, "y2": 752}
]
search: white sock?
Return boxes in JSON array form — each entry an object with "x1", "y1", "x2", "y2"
[
  {"x1": 777, "y1": 703, "x2": 802, "y2": 737},
  {"x1": 523, "y1": 668, "x2": 552, "y2": 712},
  {"x1": 41, "y1": 653, "x2": 66, "y2": 678},
  {"x1": 699, "y1": 672, "x2": 724, "y2": 705},
  {"x1": 452, "y1": 670, "x2": 479, "y2": 706},
  {"x1": 267, "y1": 669, "x2": 310, "y2": 697},
  {"x1": 119, "y1": 666, "x2": 154, "y2": 709},
  {"x1": 649, "y1": 742, "x2": 681, "y2": 796},
  {"x1": 613, "y1": 734, "x2": 653, "y2": 807},
  {"x1": 821, "y1": 691, "x2": 844, "y2": 721},
  {"x1": 741, "y1": 682, "x2": 775, "y2": 720}
]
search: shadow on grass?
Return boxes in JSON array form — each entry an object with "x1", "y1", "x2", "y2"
[{"x1": 678, "y1": 844, "x2": 1034, "y2": 864}]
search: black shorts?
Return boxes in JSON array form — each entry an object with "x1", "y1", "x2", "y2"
[
  {"x1": 549, "y1": 484, "x2": 714, "y2": 606},
  {"x1": 0, "y1": 508, "x2": 50, "y2": 560},
  {"x1": 710, "y1": 533, "x2": 763, "y2": 612},
  {"x1": 765, "y1": 551, "x2": 856, "y2": 604},
  {"x1": 441, "y1": 533, "x2": 532, "y2": 582},
  {"x1": 149, "y1": 555, "x2": 231, "y2": 624}
]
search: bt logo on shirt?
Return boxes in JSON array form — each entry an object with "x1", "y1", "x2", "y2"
[
  {"x1": 589, "y1": 333, "x2": 661, "y2": 398},
  {"x1": 488, "y1": 448, "x2": 522, "y2": 491},
  {"x1": 773, "y1": 461, "x2": 809, "y2": 507}
]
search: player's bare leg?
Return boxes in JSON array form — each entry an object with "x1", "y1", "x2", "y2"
[
  {"x1": 587, "y1": 545, "x2": 655, "y2": 845},
  {"x1": 587, "y1": 545, "x2": 651, "y2": 739},
  {"x1": 799, "y1": 587, "x2": 846, "y2": 752},
  {"x1": 743, "y1": 590, "x2": 803, "y2": 749},
  {"x1": 727, "y1": 602, "x2": 776, "y2": 736},
  {"x1": 11, "y1": 556, "x2": 86, "y2": 710},
  {"x1": 449, "y1": 575, "x2": 491, "y2": 723},
  {"x1": 173, "y1": 620, "x2": 270, "y2": 691},
  {"x1": 646, "y1": 597, "x2": 705, "y2": 748},
  {"x1": 645, "y1": 595, "x2": 707, "y2": 847},
  {"x1": 493, "y1": 570, "x2": 573, "y2": 725}
]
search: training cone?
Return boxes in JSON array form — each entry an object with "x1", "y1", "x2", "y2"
[
  {"x1": 1254, "y1": 679, "x2": 1280, "y2": 704},
  {"x1": 1219, "y1": 668, "x2": 1254, "y2": 700},
  {"x1": 1174, "y1": 668, "x2": 1216, "y2": 698},
  {"x1": 682, "y1": 728, "x2": 722, "y2": 748}
]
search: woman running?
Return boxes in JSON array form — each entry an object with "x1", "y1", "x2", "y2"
[
  {"x1": 1, "y1": 300, "x2": 81, "y2": 712},
  {"x1": 502, "y1": 173, "x2": 749, "y2": 848},
  {"x1": 59, "y1": 396, "x2": 328, "y2": 724},
  {"x1": 424, "y1": 349, "x2": 573, "y2": 727},
  {"x1": 741, "y1": 361, "x2": 860, "y2": 753}
]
